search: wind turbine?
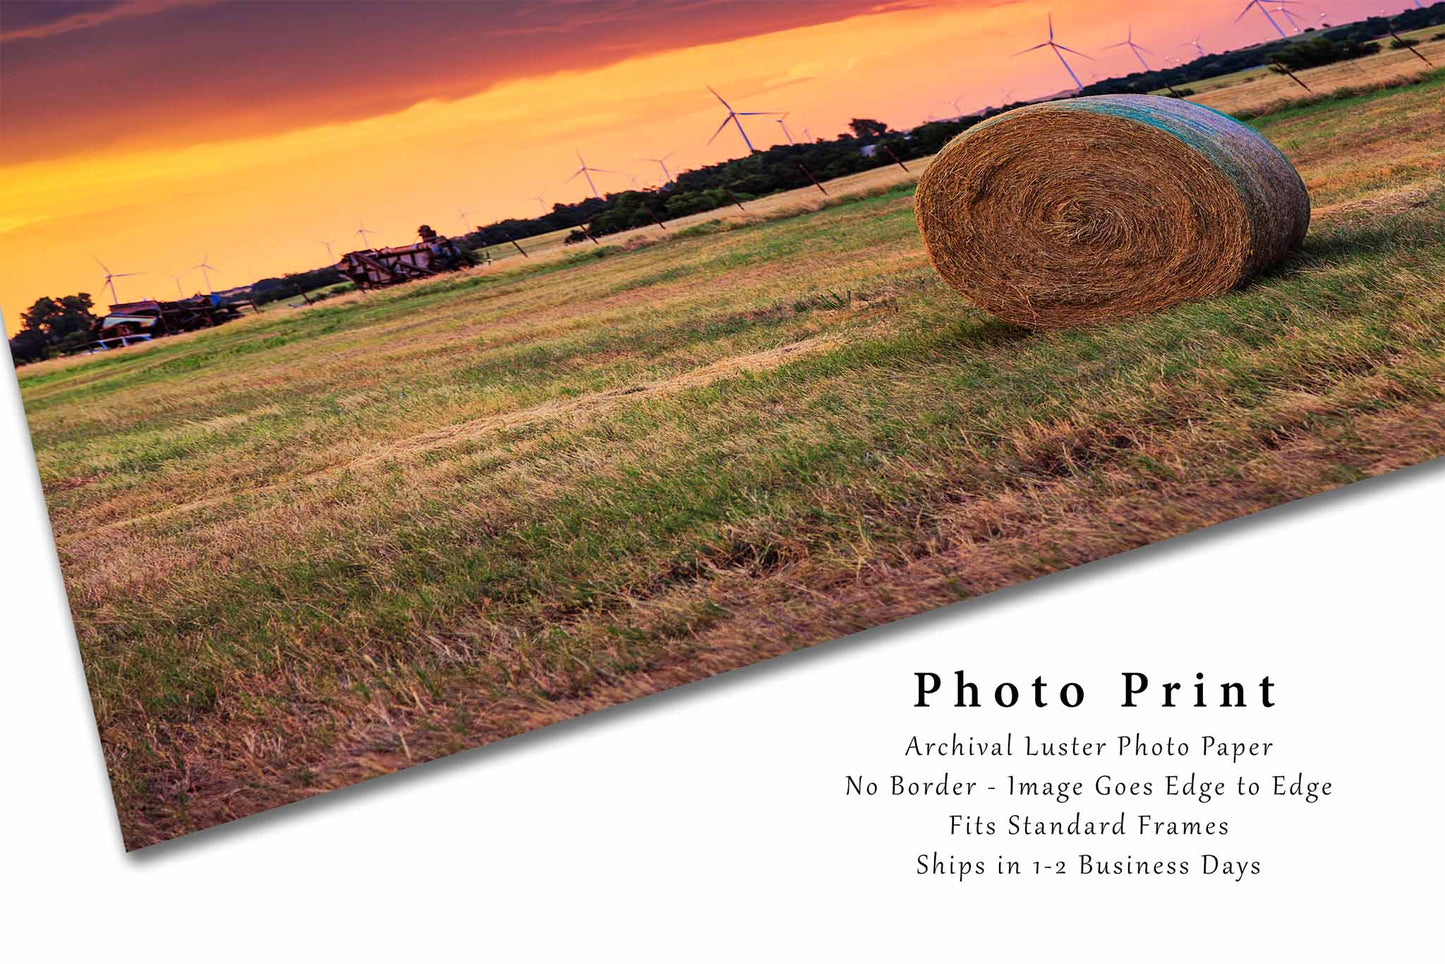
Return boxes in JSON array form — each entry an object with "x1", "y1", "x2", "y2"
[
  {"x1": 641, "y1": 151, "x2": 677, "y2": 183},
  {"x1": 775, "y1": 113, "x2": 796, "y2": 145},
  {"x1": 356, "y1": 220, "x2": 380, "y2": 248},
  {"x1": 802, "y1": 126, "x2": 814, "y2": 142},
  {"x1": 532, "y1": 193, "x2": 549, "y2": 213},
  {"x1": 705, "y1": 85, "x2": 782, "y2": 154},
  {"x1": 1107, "y1": 24, "x2": 1161, "y2": 72},
  {"x1": 1276, "y1": 5, "x2": 1308, "y2": 32},
  {"x1": 170, "y1": 274, "x2": 185, "y2": 297},
  {"x1": 93, "y1": 257, "x2": 141, "y2": 305},
  {"x1": 319, "y1": 239, "x2": 335, "y2": 260},
  {"x1": 566, "y1": 150, "x2": 619, "y2": 198},
  {"x1": 457, "y1": 208, "x2": 475, "y2": 233},
  {"x1": 1013, "y1": 13, "x2": 1093, "y2": 92},
  {"x1": 1235, "y1": 1, "x2": 1299, "y2": 41},
  {"x1": 193, "y1": 253, "x2": 219, "y2": 294},
  {"x1": 1184, "y1": 34, "x2": 1207, "y2": 57}
]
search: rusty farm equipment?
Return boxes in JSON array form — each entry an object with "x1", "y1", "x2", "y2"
[
  {"x1": 90, "y1": 292, "x2": 256, "y2": 352},
  {"x1": 334, "y1": 225, "x2": 479, "y2": 290}
]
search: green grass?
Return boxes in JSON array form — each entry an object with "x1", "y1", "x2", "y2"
[{"x1": 17, "y1": 80, "x2": 1445, "y2": 849}]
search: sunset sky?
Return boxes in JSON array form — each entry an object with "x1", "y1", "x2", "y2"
[{"x1": 0, "y1": 0, "x2": 1411, "y2": 332}]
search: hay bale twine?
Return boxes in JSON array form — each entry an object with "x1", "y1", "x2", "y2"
[{"x1": 914, "y1": 95, "x2": 1310, "y2": 328}]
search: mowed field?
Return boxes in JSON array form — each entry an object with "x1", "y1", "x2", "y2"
[
  {"x1": 1185, "y1": 27, "x2": 1444, "y2": 114},
  {"x1": 476, "y1": 160, "x2": 926, "y2": 266},
  {"x1": 19, "y1": 71, "x2": 1445, "y2": 848}
]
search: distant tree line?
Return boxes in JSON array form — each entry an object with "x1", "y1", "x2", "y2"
[
  {"x1": 461, "y1": 116, "x2": 985, "y2": 249},
  {"x1": 1269, "y1": 36, "x2": 1380, "y2": 71},
  {"x1": 249, "y1": 264, "x2": 348, "y2": 306}
]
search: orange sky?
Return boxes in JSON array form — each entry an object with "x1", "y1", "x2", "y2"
[{"x1": 0, "y1": 0, "x2": 1400, "y2": 332}]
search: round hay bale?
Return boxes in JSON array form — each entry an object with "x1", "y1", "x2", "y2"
[{"x1": 914, "y1": 95, "x2": 1310, "y2": 328}]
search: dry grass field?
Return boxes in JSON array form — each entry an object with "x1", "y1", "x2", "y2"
[
  {"x1": 477, "y1": 160, "x2": 928, "y2": 266},
  {"x1": 1184, "y1": 27, "x2": 1444, "y2": 114},
  {"x1": 18, "y1": 70, "x2": 1445, "y2": 848}
]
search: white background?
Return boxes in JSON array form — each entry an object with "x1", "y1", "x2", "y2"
[{"x1": 2, "y1": 349, "x2": 1440, "y2": 960}]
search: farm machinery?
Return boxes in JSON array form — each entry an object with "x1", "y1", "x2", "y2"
[
  {"x1": 333, "y1": 225, "x2": 480, "y2": 290},
  {"x1": 90, "y1": 292, "x2": 256, "y2": 351}
]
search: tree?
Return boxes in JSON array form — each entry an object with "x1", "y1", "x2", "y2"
[
  {"x1": 7, "y1": 326, "x2": 49, "y2": 366},
  {"x1": 10, "y1": 293, "x2": 99, "y2": 362},
  {"x1": 1273, "y1": 36, "x2": 1379, "y2": 70},
  {"x1": 848, "y1": 118, "x2": 889, "y2": 140}
]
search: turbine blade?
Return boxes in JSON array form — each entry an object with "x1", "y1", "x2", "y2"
[
  {"x1": 705, "y1": 85, "x2": 732, "y2": 111},
  {"x1": 1235, "y1": 2, "x2": 1255, "y2": 23},
  {"x1": 706, "y1": 115, "x2": 732, "y2": 145},
  {"x1": 565, "y1": 168, "x2": 583, "y2": 183},
  {"x1": 1055, "y1": 44, "x2": 1094, "y2": 60},
  {"x1": 1013, "y1": 42, "x2": 1050, "y2": 55}
]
